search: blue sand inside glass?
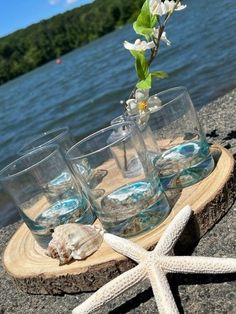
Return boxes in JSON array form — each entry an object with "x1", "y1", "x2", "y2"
[
  {"x1": 23, "y1": 196, "x2": 95, "y2": 249},
  {"x1": 100, "y1": 180, "x2": 170, "y2": 237},
  {"x1": 154, "y1": 141, "x2": 215, "y2": 189},
  {"x1": 46, "y1": 171, "x2": 78, "y2": 201},
  {"x1": 35, "y1": 197, "x2": 83, "y2": 225},
  {"x1": 49, "y1": 172, "x2": 71, "y2": 185}
]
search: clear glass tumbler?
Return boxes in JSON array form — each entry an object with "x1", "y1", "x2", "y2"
[
  {"x1": 0, "y1": 145, "x2": 96, "y2": 248},
  {"x1": 18, "y1": 127, "x2": 101, "y2": 190},
  {"x1": 18, "y1": 127, "x2": 76, "y2": 155},
  {"x1": 66, "y1": 121, "x2": 170, "y2": 238},
  {"x1": 141, "y1": 86, "x2": 215, "y2": 189}
]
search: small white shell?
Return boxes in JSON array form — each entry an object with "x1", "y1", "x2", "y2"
[{"x1": 47, "y1": 224, "x2": 104, "y2": 265}]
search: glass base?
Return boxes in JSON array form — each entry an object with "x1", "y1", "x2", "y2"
[
  {"x1": 154, "y1": 141, "x2": 215, "y2": 190},
  {"x1": 20, "y1": 196, "x2": 96, "y2": 249},
  {"x1": 98, "y1": 181, "x2": 170, "y2": 237}
]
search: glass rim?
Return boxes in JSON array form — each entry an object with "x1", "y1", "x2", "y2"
[
  {"x1": 0, "y1": 145, "x2": 60, "y2": 181},
  {"x1": 67, "y1": 121, "x2": 137, "y2": 161},
  {"x1": 148, "y1": 85, "x2": 188, "y2": 109},
  {"x1": 110, "y1": 115, "x2": 125, "y2": 125},
  {"x1": 18, "y1": 126, "x2": 70, "y2": 155},
  {"x1": 124, "y1": 86, "x2": 189, "y2": 119}
]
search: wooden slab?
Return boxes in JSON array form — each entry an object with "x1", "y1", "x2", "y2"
[{"x1": 3, "y1": 144, "x2": 235, "y2": 295}]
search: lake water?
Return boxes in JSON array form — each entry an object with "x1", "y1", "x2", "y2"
[{"x1": 0, "y1": 0, "x2": 236, "y2": 227}]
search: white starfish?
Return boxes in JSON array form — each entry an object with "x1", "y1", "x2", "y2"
[{"x1": 72, "y1": 205, "x2": 236, "y2": 314}]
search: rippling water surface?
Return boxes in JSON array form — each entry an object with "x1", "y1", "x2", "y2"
[{"x1": 0, "y1": 0, "x2": 236, "y2": 226}]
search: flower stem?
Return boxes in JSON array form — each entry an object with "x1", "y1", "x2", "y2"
[
  {"x1": 126, "y1": 0, "x2": 182, "y2": 105},
  {"x1": 123, "y1": 141, "x2": 128, "y2": 171}
]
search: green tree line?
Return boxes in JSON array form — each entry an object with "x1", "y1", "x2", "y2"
[{"x1": 0, "y1": 0, "x2": 144, "y2": 85}]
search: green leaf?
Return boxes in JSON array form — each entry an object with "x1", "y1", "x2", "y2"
[
  {"x1": 151, "y1": 71, "x2": 169, "y2": 79},
  {"x1": 133, "y1": 24, "x2": 153, "y2": 38},
  {"x1": 133, "y1": 0, "x2": 157, "y2": 39},
  {"x1": 130, "y1": 50, "x2": 149, "y2": 81},
  {"x1": 136, "y1": 73, "x2": 152, "y2": 89}
]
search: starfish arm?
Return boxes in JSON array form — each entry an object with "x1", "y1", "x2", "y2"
[
  {"x1": 148, "y1": 263, "x2": 179, "y2": 314},
  {"x1": 160, "y1": 256, "x2": 236, "y2": 274},
  {"x1": 155, "y1": 205, "x2": 192, "y2": 256},
  {"x1": 72, "y1": 264, "x2": 146, "y2": 314},
  {"x1": 104, "y1": 233, "x2": 147, "y2": 263}
]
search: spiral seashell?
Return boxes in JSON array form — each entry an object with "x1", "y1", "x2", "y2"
[{"x1": 47, "y1": 224, "x2": 104, "y2": 265}]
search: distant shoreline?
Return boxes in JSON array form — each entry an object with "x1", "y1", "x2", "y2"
[{"x1": 0, "y1": 0, "x2": 143, "y2": 85}]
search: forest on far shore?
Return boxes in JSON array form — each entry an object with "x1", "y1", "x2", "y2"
[{"x1": 0, "y1": 0, "x2": 144, "y2": 85}]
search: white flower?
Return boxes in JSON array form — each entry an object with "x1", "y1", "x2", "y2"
[
  {"x1": 153, "y1": 28, "x2": 171, "y2": 46},
  {"x1": 135, "y1": 89, "x2": 149, "y2": 100},
  {"x1": 126, "y1": 90, "x2": 163, "y2": 126},
  {"x1": 126, "y1": 89, "x2": 149, "y2": 115},
  {"x1": 174, "y1": 1, "x2": 187, "y2": 11},
  {"x1": 149, "y1": 0, "x2": 186, "y2": 16},
  {"x1": 124, "y1": 39, "x2": 155, "y2": 52},
  {"x1": 126, "y1": 99, "x2": 137, "y2": 112}
]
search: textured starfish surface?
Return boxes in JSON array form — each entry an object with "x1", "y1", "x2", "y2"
[{"x1": 72, "y1": 205, "x2": 236, "y2": 314}]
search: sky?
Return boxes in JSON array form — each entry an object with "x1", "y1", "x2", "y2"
[{"x1": 0, "y1": 0, "x2": 94, "y2": 38}]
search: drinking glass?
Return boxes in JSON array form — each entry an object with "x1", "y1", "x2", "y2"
[
  {"x1": 18, "y1": 127, "x2": 76, "y2": 155},
  {"x1": 18, "y1": 127, "x2": 107, "y2": 193},
  {"x1": 66, "y1": 121, "x2": 170, "y2": 238},
  {"x1": 139, "y1": 86, "x2": 215, "y2": 189},
  {"x1": 0, "y1": 145, "x2": 96, "y2": 248}
]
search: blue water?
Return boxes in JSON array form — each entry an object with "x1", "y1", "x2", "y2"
[{"x1": 0, "y1": 0, "x2": 236, "y2": 226}]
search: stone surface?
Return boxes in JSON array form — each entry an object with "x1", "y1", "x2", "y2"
[{"x1": 0, "y1": 89, "x2": 236, "y2": 313}]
